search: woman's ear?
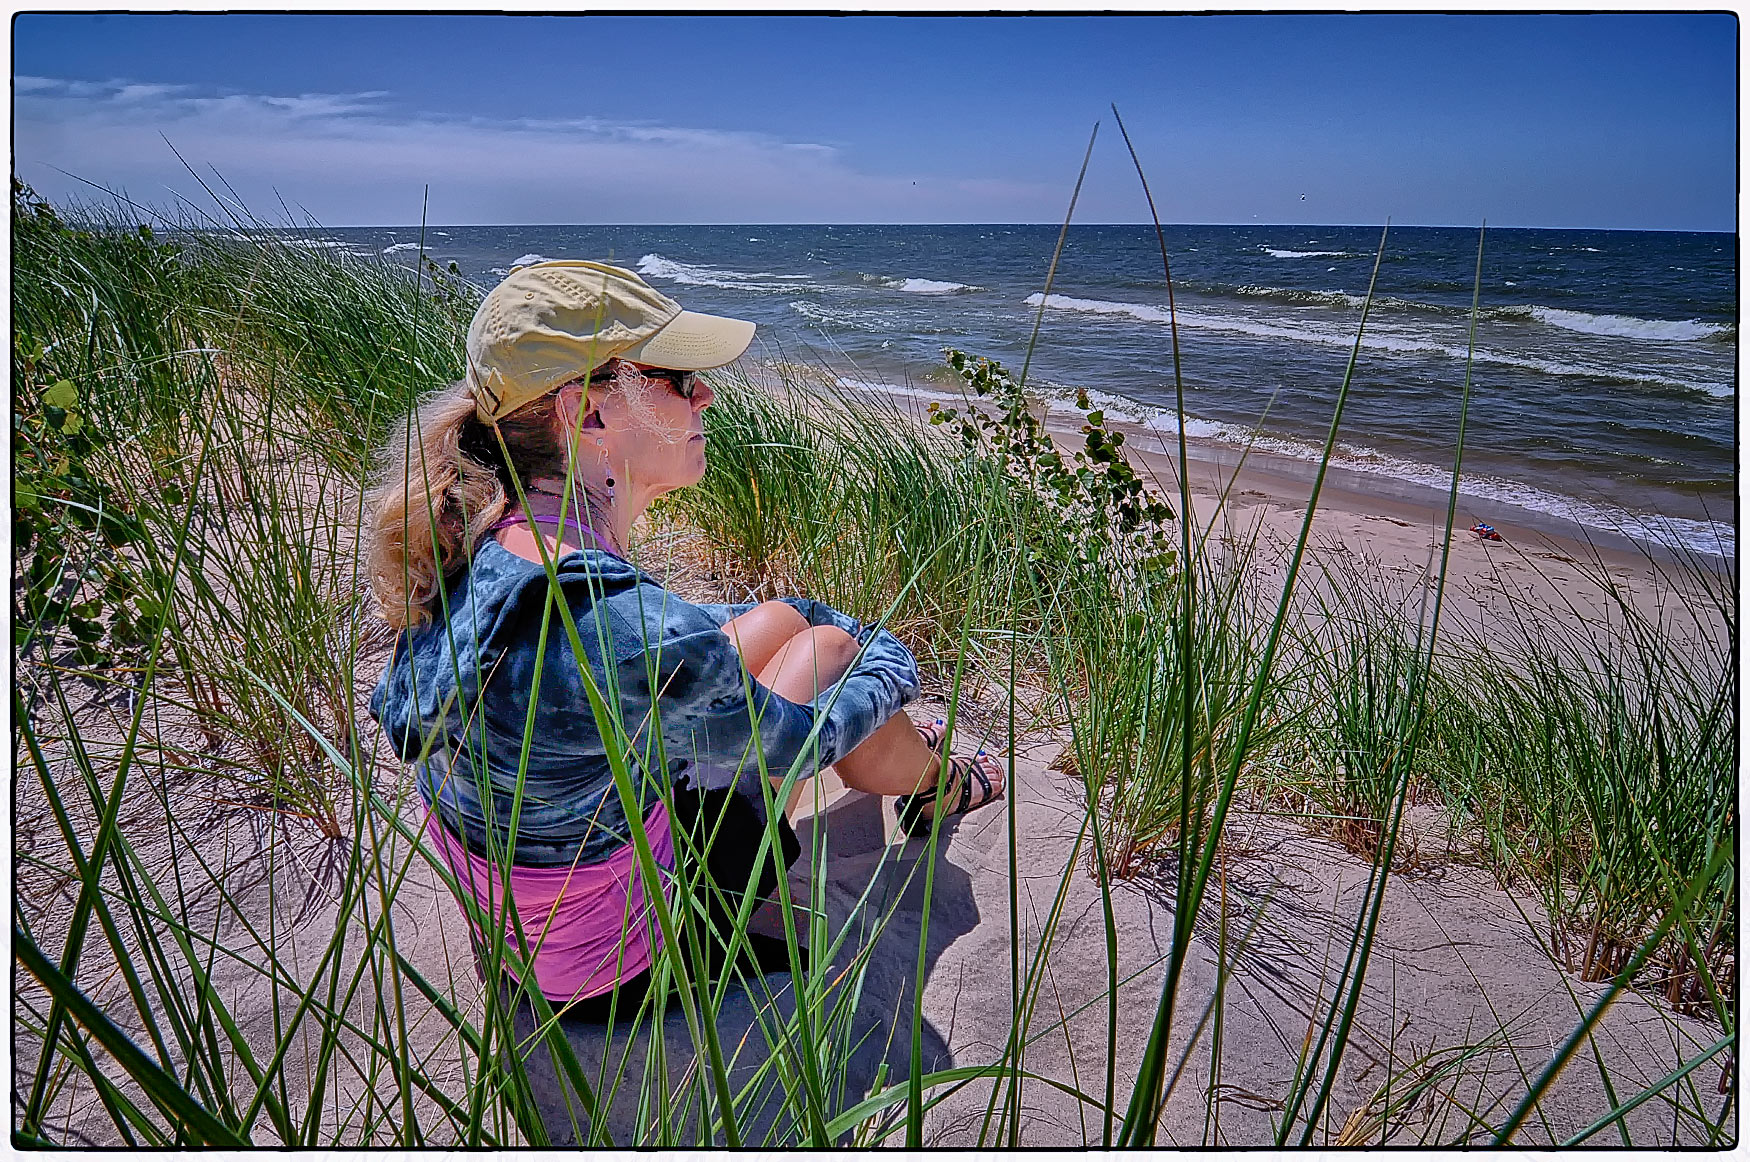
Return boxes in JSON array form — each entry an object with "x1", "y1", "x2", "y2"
[{"x1": 553, "y1": 381, "x2": 604, "y2": 434}]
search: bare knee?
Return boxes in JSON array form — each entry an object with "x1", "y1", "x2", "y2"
[
  {"x1": 802, "y1": 625, "x2": 858, "y2": 672},
  {"x1": 759, "y1": 623, "x2": 860, "y2": 696},
  {"x1": 743, "y1": 600, "x2": 808, "y2": 640},
  {"x1": 722, "y1": 600, "x2": 811, "y2": 675}
]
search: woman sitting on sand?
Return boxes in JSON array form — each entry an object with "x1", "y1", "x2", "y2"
[{"x1": 366, "y1": 260, "x2": 1002, "y2": 1016}]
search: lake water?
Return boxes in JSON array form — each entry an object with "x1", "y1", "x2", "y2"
[{"x1": 319, "y1": 223, "x2": 1736, "y2": 558}]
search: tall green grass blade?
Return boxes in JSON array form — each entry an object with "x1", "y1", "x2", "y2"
[
  {"x1": 15, "y1": 929, "x2": 251, "y2": 1147},
  {"x1": 1563, "y1": 1034, "x2": 1734, "y2": 1146},
  {"x1": 1120, "y1": 222, "x2": 1393, "y2": 1147},
  {"x1": 1494, "y1": 836, "x2": 1734, "y2": 1143}
]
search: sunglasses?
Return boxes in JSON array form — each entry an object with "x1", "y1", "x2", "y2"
[{"x1": 589, "y1": 362, "x2": 699, "y2": 400}]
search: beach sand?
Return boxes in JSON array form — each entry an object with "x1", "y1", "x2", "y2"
[{"x1": 19, "y1": 671, "x2": 1721, "y2": 1147}]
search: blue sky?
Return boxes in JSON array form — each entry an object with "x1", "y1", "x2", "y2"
[{"x1": 12, "y1": 13, "x2": 1737, "y2": 230}]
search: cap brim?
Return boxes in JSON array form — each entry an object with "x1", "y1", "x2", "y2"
[{"x1": 619, "y1": 309, "x2": 755, "y2": 371}]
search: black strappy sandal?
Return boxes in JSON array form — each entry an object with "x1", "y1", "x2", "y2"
[{"x1": 895, "y1": 752, "x2": 1002, "y2": 839}]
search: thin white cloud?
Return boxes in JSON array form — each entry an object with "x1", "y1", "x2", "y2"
[{"x1": 14, "y1": 76, "x2": 1056, "y2": 223}]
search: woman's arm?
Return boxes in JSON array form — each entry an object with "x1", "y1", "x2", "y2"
[{"x1": 610, "y1": 593, "x2": 920, "y2": 783}]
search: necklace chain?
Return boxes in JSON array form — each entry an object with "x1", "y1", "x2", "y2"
[{"x1": 513, "y1": 485, "x2": 620, "y2": 557}]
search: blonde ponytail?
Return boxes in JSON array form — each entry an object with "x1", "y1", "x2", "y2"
[{"x1": 367, "y1": 381, "x2": 565, "y2": 629}]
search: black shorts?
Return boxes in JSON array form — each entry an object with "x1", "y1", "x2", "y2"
[{"x1": 558, "y1": 784, "x2": 803, "y2": 1022}]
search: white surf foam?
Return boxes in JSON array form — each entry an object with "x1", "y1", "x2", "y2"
[
  {"x1": 512, "y1": 253, "x2": 550, "y2": 267},
  {"x1": 638, "y1": 253, "x2": 796, "y2": 292},
  {"x1": 790, "y1": 300, "x2": 899, "y2": 331},
  {"x1": 1026, "y1": 293, "x2": 1732, "y2": 399},
  {"x1": 1264, "y1": 247, "x2": 1354, "y2": 259},
  {"x1": 880, "y1": 276, "x2": 981, "y2": 295},
  {"x1": 1519, "y1": 305, "x2": 1731, "y2": 342},
  {"x1": 381, "y1": 242, "x2": 422, "y2": 254},
  {"x1": 281, "y1": 238, "x2": 348, "y2": 250}
]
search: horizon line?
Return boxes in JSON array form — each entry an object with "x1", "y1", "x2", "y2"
[{"x1": 242, "y1": 221, "x2": 1735, "y2": 235}]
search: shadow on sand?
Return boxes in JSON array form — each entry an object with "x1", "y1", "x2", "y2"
[{"x1": 512, "y1": 789, "x2": 978, "y2": 1146}]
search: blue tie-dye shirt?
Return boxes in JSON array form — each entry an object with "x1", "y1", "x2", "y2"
[{"x1": 370, "y1": 537, "x2": 921, "y2": 867}]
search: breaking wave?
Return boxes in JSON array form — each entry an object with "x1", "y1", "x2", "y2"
[
  {"x1": 1512, "y1": 305, "x2": 1733, "y2": 342},
  {"x1": 876, "y1": 276, "x2": 982, "y2": 295},
  {"x1": 638, "y1": 253, "x2": 798, "y2": 292},
  {"x1": 1026, "y1": 293, "x2": 1732, "y2": 399}
]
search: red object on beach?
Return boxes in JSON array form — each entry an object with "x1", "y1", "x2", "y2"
[{"x1": 1470, "y1": 522, "x2": 1503, "y2": 541}]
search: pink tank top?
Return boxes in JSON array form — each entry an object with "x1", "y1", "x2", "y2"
[{"x1": 424, "y1": 803, "x2": 675, "y2": 1003}]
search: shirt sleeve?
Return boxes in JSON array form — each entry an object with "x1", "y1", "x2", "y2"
[{"x1": 603, "y1": 586, "x2": 921, "y2": 783}]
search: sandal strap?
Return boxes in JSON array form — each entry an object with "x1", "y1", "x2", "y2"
[
  {"x1": 897, "y1": 754, "x2": 999, "y2": 839},
  {"x1": 944, "y1": 754, "x2": 995, "y2": 815},
  {"x1": 961, "y1": 756, "x2": 995, "y2": 812}
]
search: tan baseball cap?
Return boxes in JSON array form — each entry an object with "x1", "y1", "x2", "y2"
[{"x1": 464, "y1": 260, "x2": 756, "y2": 422}]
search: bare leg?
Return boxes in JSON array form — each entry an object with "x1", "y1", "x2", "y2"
[
  {"x1": 750, "y1": 623, "x2": 1004, "y2": 820},
  {"x1": 720, "y1": 600, "x2": 810, "y2": 677}
]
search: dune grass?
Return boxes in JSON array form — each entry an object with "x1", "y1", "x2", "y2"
[
  {"x1": 11, "y1": 177, "x2": 1736, "y2": 1147},
  {"x1": 1427, "y1": 539, "x2": 1737, "y2": 1010}
]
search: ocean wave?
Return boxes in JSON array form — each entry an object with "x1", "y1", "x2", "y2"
[
  {"x1": 281, "y1": 238, "x2": 349, "y2": 250},
  {"x1": 790, "y1": 300, "x2": 900, "y2": 332},
  {"x1": 512, "y1": 253, "x2": 550, "y2": 267},
  {"x1": 1085, "y1": 395, "x2": 1235, "y2": 441},
  {"x1": 835, "y1": 375, "x2": 916, "y2": 395},
  {"x1": 875, "y1": 276, "x2": 982, "y2": 295},
  {"x1": 638, "y1": 253, "x2": 796, "y2": 292},
  {"x1": 1236, "y1": 285, "x2": 1365, "y2": 308},
  {"x1": 381, "y1": 242, "x2": 422, "y2": 254},
  {"x1": 1234, "y1": 285, "x2": 1450, "y2": 314},
  {"x1": 1235, "y1": 288, "x2": 1737, "y2": 346},
  {"x1": 1026, "y1": 293, "x2": 1732, "y2": 399},
  {"x1": 831, "y1": 376, "x2": 1244, "y2": 445},
  {"x1": 1509, "y1": 305, "x2": 1732, "y2": 342},
  {"x1": 1263, "y1": 247, "x2": 1355, "y2": 259}
]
